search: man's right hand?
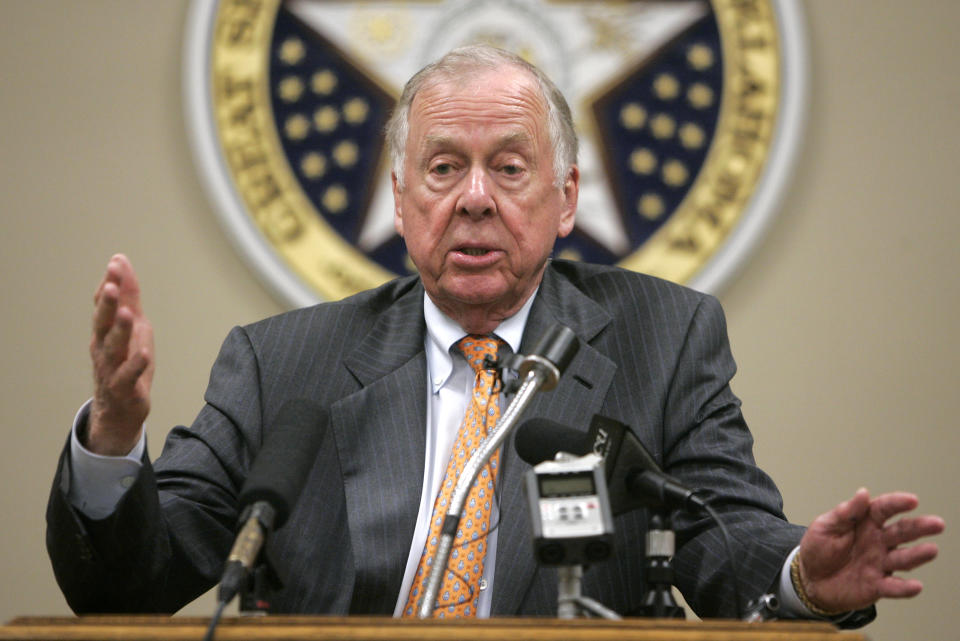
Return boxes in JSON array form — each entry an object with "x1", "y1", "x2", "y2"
[{"x1": 86, "y1": 254, "x2": 155, "y2": 456}]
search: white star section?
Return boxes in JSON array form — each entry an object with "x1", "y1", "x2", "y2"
[{"x1": 287, "y1": 0, "x2": 708, "y2": 258}]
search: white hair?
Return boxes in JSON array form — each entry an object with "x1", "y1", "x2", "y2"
[{"x1": 385, "y1": 44, "x2": 578, "y2": 189}]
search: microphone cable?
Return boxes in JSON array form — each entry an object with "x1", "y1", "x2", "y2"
[
  {"x1": 698, "y1": 499, "x2": 745, "y2": 620},
  {"x1": 202, "y1": 598, "x2": 228, "y2": 641}
]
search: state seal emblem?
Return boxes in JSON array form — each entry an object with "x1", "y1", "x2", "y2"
[{"x1": 184, "y1": 0, "x2": 808, "y2": 307}]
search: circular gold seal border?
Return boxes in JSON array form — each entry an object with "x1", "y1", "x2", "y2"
[
  {"x1": 208, "y1": 0, "x2": 393, "y2": 302},
  {"x1": 624, "y1": 0, "x2": 782, "y2": 286},
  {"x1": 185, "y1": 0, "x2": 807, "y2": 305}
]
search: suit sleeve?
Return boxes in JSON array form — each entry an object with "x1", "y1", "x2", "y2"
[
  {"x1": 662, "y1": 294, "x2": 806, "y2": 617},
  {"x1": 45, "y1": 326, "x2": 264, "y2": 613}
]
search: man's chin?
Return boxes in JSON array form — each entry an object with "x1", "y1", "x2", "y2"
[{"x1": 436, "y1": 275, "x2": 517, "y2": 310}]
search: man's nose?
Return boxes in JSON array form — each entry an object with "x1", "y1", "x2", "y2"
[{"x1": 456, "y1": 167, "x2": 495, "y2": 219}]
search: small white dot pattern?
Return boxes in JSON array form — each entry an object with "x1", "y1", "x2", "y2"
[{"x1": 403, "y1": 335, "x2": 503, "y2": 618}]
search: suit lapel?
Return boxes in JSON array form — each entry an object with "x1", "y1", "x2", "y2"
[
  {"x1": 331, "y1": 279, "x2": 429, "y2": 613},
  {"x1": 492, "y1": 265, "x2": 617, "y2": 614}
]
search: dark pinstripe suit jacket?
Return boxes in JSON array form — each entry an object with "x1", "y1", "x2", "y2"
[{"x1": 47, "y1": 260, "x2": 805, "y2": 617}]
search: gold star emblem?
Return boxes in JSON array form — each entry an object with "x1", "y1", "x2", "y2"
[
  {"x1": 284, "y1": 114, "x2": 310, "y2": 141},
  {"x1": 687, "y1": 83, "x2": 714, "y2": 109},
  {"x1": 314, "y1": 106, "x2": 340, "y2": 133},
  {"x1": 343, "y1": 98, "x2": 370, "y2": 125},
  {"x1": 333, "y1": 141, "x2": 359, "y2": 168},
  {"x1": 679, "y1": 123, "x2": 706, "y2": 149},
  {"x1": 619, "y1": 103, "x2": 647, "y2": 130},
  {"x1": 278, "y1": 76, "x2": 304, "y2": 103},
  {"x1": 279, "y1": 38, "x2": 305, "y2": 65},
  {"x1": 638, "y1": 193, "x2": 665, "y2": 220},
  {"x1": 322, "y1": 185, "x2": 349, "y2": 214},
  {"x1": 653, "y1": 74, "x2": 680, "y2": 100},
  {"x1": 650, "y1": 114, "x2": 676, "y2": 140},
  {"x1": 301, "y1": 152, "x2": 327, "y2": 179},
  {"x1": 687, "y1": 44, "x2": 715, "y2": 71},
  {"x1": 630, "y1": 148, "x2": 657, "y2": 175},
  {"x1": 662, "y1": 159, "x2": 689, "y2": 187},
  {"x1": 312, "y1": 70, "x2": 338, "y2": 95}
]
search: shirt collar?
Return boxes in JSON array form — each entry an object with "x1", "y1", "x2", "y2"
[{"x1": 423, "y1": 290, "x2": 537, "y2": 393}]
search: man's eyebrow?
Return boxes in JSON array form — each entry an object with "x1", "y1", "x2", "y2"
[
  {"x1": 421, "y1": 134, "x2": 454, "y2": 151},
  {"x1": 498, "y1": 131, "x2": 532, "y2": 147},
  {"x1": 420, "y1": 131, "x2": 533, "y2": 151},
  {"x1": 416, "y1": 136, "x2": 452, "y2": 171}
]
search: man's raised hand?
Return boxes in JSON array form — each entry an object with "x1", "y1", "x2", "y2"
[
  {"x1": 797, "y1": 488, "x2": 945, "y2": 614},
  {"x1": 87, "y1": 254, "x2": 155, "y2": 456}
]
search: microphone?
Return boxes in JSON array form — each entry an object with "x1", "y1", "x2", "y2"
[
  {"x1": 588, "y1": 415, "x2": 705, "y2": 514},
  {"x1": 586, "y1": 416, "x2": 744, "y2": 617},
  {"x1": 516, "y1": 325, "x2": 580, "y2": 391},
  {"x1": 514, "y1": 416, "x2": 705, "y2": 514},
  {"x1": 515, "y1": 417, "x2": 590, "y2": 464},
  {"x1": 516, "y1": 416, "x2": 749, "y2": 618},
  {"x1": 217, "y1": 399, "x2": 329, "y2": 606}
]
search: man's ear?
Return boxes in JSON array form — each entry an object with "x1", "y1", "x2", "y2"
[
  {"x1": 557, "y1": 165, "x2": 579, "y2": 238},
  {"x1": 392, "y1": 171, "x2": 404, "y2": 237}
]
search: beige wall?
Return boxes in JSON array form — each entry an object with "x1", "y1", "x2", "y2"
[{"x1": 1, "y1": 2, "x2": 955, "y2": 639}]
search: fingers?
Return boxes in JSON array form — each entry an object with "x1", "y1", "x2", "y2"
[
  {"x1": 92, "y1": 254, "x2": 148, "y2": 356},
  {"x1": 112, "y1": 336, "x2": 154, "y2": 392},
  {"x1": 112, "y1": 254, "x2": 144, "y2": 314},
  {"x1": 868, "y1": 492, "x2": 920, "y2": 524},
  {"x1": 93, "y1": 254, "x2": 142, "y2": 311},
  {"x1": 820, "y1": 490, "x2": 936, "y2": 534},
  {"x1": 88, "y1": 254, "x2": 155, "y2": 439},
  {"x1": 838, "y1": 487, "x2": 871, "y2": 521},
  {"x1": 884, "y1": 541, "x2": 940, "y2": 574},
  {"x1": 100, "y1": 304, "x2": 134, "y2": 367},
  {"x1": 882, "y1": 514, "x2": 947, "y2": 547},
  {"x1": 93, "y1": 281, "x2": 119, "y2": 342},
  {"x1": 876, "y1": 575, "x2": 924, "y2": 599},
  {"x1": 815, "y1": 487, "x2": 870, "y2": 534},
  {"x1": 92, "y1": 254, "x2": 140, "y2": 341}
]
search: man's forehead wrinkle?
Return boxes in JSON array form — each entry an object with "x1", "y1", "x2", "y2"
[
  {"x1": 404, "y1": 69, "x2": 552, "y2": 174},
  {"x1": 415, "y1": 95, "x2": 544, "y2": 121},
  {"x1": 411, "y1": 70, "x2": 548, "y2": 121},
  {"x1": 411, "y1": 98, "x2": 547, "y2": 143},
  {"x1": 418, "y1": 130, "x2": 533, "y2": 154}
]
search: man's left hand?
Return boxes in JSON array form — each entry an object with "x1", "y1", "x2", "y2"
[{"x1": 797, "y1": 488, "x2": 945, "y2": 613}]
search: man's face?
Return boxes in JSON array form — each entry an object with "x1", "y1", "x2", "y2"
[{"x1": 393, "y1": 66, "x2": 578, "y2": 330}]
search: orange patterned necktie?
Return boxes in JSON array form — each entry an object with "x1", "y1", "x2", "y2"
[{"x1": 403, "y1": 335, "x2": 504, "y2": 618}]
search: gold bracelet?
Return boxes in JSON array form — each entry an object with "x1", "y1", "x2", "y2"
[{"x1": 790, "y1": 553, "x2": 844, "y2": 617}]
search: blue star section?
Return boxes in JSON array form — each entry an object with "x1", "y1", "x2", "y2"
[
  {"x1": 556, "y1": 11, "x2": 723, "y2": 262},
  {"x1": 268, "y1": 7, "x2": 398, "y2": 266}
]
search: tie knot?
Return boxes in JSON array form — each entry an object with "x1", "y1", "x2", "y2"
[{"x1": 457, "y1": 334, "x2": 502, "y2": 372}]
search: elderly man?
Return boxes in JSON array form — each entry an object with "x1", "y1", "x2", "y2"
[{"x1": 47, "y1": 46, "x2": 942, "y2": 623}]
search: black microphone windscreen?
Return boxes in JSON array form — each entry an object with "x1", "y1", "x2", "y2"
[
  {"x1": 515, "y1": 417, "x2": 590, "y2": 465},
  {"x1": 238, "y1": 399, "x2": 329, "y2": 528},
  {"x1": 530, "y1": 325, "x2": 579, "y2": 374}
]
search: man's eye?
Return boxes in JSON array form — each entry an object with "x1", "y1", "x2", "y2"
[
  {"x1": 432, "y1": 163, "x2": 453, "y2": 175},
  {"x1": 502, "y1": 164, "x2": 523, "y2": 176}
]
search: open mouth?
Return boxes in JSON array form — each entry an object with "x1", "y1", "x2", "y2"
[{"x1": 459, "y1": 247, "x2": 492, "y2": 256}]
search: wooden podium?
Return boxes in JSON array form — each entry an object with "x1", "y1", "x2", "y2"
[{"x1": 0, "y1": 616, "x2": 867, "y2": 641}]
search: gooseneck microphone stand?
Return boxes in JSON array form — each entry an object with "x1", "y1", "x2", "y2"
[{"x1": 417, "y1": 325, "x2": 579, "y2": 619}]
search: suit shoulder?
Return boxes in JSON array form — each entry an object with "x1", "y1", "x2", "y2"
[
  {"x1": 239, "y1": 275, "x2": 421, "y2": 342},
  {"x1": 548, "y1": 260, "x2": 713, "y2": 313}
]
